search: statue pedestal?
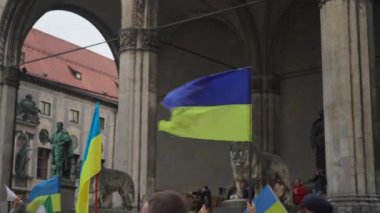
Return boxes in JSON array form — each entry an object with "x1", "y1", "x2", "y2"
[
  {"x1": 214, "y1": 199, "x2": 246, "y2": 213},
  {"x1": 61, "y1": 179, "x2": 76, "y2": 213}
]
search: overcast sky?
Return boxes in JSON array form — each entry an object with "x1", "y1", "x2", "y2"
[{"x1": 33, "y1": 10, "x2": 114, "y2": 59}]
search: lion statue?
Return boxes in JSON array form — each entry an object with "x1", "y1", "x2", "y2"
[
  {"x1": 88, "y1": 168, "x2": 135, "y2": 209},
  {"x1": 229, "y1": 143, "x2": 291, "y2": 204}
]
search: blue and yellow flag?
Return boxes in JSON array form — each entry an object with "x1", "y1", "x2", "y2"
[
  {"x1": 27, "y1": 176, "x2": 61, "y2": 213},
  {"x1": 159, "y1": 67, "x2": 252, "y2": 141},
  {"x1": 76, "y1": 103, "x2": 103, "y2": 213},
  {"x1": 244, "y1": 185, "x2": 287, "y2": 213}
]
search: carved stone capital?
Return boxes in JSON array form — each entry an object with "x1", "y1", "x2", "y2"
[
  {"x1": 120, "y1": 28, "x2": 137, "y2": 51},
  {"x1": 120, "y1": 28, "x2": 159, "y2": 53},
  {"x1": 0, "y1": 66, "x2": 21, "y2": 87}
]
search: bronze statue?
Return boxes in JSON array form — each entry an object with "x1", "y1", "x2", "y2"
[
  {"x1": 50, "y1": 122, "x2": 74, "y2": 179},
  {"x1": 310, "y1": 111, "x2": 326, "y2": 173},
  {"x1": 15, "y1": 142, "x2": 29, "y2": 178},
  {"x1": 16, "y1": 94, "x2": 40, "y2": 124},
  {"x1": 310, "y1": 111, "x2": 327, "y2": 195}
]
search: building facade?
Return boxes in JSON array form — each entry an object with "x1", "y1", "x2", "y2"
[
  {"x1": 12, "y1": 29, "x2": 118, "y2": 202},
  {"x1": 0, "y1": 0, "x2": 379, "y2": 212}
]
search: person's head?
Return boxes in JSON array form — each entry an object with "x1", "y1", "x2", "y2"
[
  {"x1": 201, "y1": 186, "x2": 209, "y2": 192},
  {"x1": 141, "y1": 191, "x2": 189, "y2": 213},
  {"x1": 25, "y1": 94, "x2": 32, "y2": 100},
  {"x1": 319, "y1": 110, "x2": 324, "y2": 118},
  {"x1": 56, "y1": 122, "x2": 63, "y2": 130},
  {"x1": 294, "y1": 178, "x2": 301, "y2": 186},
  {"x1": 298, "y1": 195, "x2": 333, "y2": 213},
  {"x1": 275, "y1": 177, "x2": 283, "y2": 184}
]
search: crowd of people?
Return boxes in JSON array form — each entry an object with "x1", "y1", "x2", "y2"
[
  {"x1": 140, "y1": 190, "x2": 333, "y2": 213},
  {"x1": 8, "y1": 175, "x2": 331, "y2": 213}
]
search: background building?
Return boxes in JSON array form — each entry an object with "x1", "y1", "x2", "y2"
[{"x1": 12, "y1": 29, "x2": 118, "y2": 200}]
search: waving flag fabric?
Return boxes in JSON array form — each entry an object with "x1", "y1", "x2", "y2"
[
  {"x1": 4, "y1": 184, "x2": 17, "y2": 201},
  {"x1": 27, "y1": 176, "x2": 61, "y2": 213},
  {"x1": 76, "y1": 103, "x2": 103, "y2": 213},
  {"x1": 159, "y1": 67, "x2": 252, "y2": 142}
]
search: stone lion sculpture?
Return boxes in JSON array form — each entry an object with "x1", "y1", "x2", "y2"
[
  {"x1": 229, "y1": 143, "x2": 291, "y2": 204},
  {"x1": 89, "y1": 168, "x2": 135, "y2": 209}
]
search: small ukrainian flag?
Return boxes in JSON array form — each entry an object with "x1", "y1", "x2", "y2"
[
  {"x1": 27, "y1": 176, "x2": 61, "y2": 213},
  {"x1": 244, "y1": 185, "x2": 287, "y2": 213}
]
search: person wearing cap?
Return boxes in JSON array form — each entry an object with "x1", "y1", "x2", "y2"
[
  {"x1": 141, "y1": 190, "x2": 189, "y2": 213},
  {"x1": 298, "y1": 194, "x2": 333, "y2": 213}
]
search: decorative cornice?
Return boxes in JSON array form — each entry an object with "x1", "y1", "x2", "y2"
[
  {"x1": 120, "y1": 28, "x2": 137, "y2": 51},
  {"x1": 120, "y1": 28, "x2": 159, "y2": 53},
  {"x1": 0, "y1": 66, "x2": 21, "y2": 87},
  {"x1": 21, "y1": 74, "x2": 117, "y2": 108}
]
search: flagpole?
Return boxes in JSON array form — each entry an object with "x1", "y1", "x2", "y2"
[
  {"x1": 248, "y1": 67, "x2": 253, "y2": 201},
  {"x1": 95, "y1": 174, "x2": 99, "y2": 213}
]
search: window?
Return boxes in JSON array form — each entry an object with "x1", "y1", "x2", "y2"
[
  {"x1": 69, "y1": 109, "x2": 80, "y2": 123},
  {"x1": 40, "y1": 101, "x2": 51, "y2": 116},
  {"x1": 100, "y1": 117, "x2": 105, "y2": 131},
  {"x1": 68, "y1": 66, "x2": 82, "y2": 80},
  {"x1": 37, "y1": 148, "x2": 50, "y2": 179}
]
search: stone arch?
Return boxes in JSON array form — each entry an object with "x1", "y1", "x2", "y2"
[
  {"x1": 0, "y1": 0, "x2": 35, "y2": 67},
  {"x1": 0, "y1": 0, "x2": 122, "y2": 69},
  {"x1": 47, "y1": 6, "x2": 121, "y2": 63},
  {"x1": 271, "y1": 0, "x2": 322, "y2": 181},
  {"x1": 272, "y1": 0, "x2": 321, "y2": 76},
  {"x1": 158, "y1": 17, "x2": 250, "y2": 95}
]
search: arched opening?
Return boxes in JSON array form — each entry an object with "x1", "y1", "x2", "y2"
[
  {"x1": 13, "y1": 9, "x2": 119, "y2": 210},
  {"x1": 272, "y1": 0, "x2": 322, "y2": 182}
]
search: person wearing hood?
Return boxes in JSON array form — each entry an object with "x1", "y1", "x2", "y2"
[{"x1": 298, "y1": 194, "x2": 333, "y2": 213}]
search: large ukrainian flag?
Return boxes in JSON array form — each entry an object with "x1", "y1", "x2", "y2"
[
  {"x1": 27, "y1": 176, "x2": 61, "y2": 213},
  {"x1": 244, "y1": 185, "x2": 287, "y2": 213},
  {"x1": 159, "y1": 67, "x2": 252, "y2": 142},
  {"x1": 76, "y1": 103, "x2": 103, "y2": 213}
]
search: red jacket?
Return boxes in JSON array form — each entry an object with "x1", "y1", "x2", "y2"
[{"x1": 292, "y1": 185, "x2": 306, "y2": 204}]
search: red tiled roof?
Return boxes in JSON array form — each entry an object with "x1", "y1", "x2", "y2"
[{"x1": 21, "y1": 29, "x2": 119, "y2": 100}]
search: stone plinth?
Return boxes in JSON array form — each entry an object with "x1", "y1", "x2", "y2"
[
  {"x1": 214, "y1": 199, "x2": 246, "y2": 213},
  {"x1": 61, "y1": 180, "x2": 76, "y2": 213}
]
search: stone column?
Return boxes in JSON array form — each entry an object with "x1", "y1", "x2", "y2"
[
  {"x1": 320, "y1": 0, "x2": 380, "y2": 211},
  {"x1": 252, "y1": 76, "x2": 279, "y2": 153},
  {"x1": 0, "y1": 66, "x2": 20, "y2": 212},
  {"x1": 115, "y1": 0, "x2": 158, "y2": 202}
]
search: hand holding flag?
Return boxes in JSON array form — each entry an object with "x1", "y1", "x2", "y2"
[{"x1": 243, "y1": 185, "x2": 287, "y2": 213}]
